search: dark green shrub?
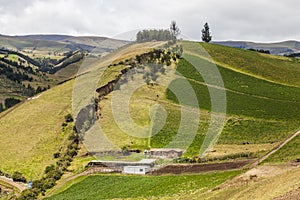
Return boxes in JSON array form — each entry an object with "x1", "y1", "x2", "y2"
[
  {"x1": 17, "y1": 188, "x2": 39, "y2": 200},
  {"x1": 64, "y1": 114, "x2": 74, "y2": 122},
  {"x1": 53, "y1": 152, "x2": 60, "y2": 159},
  {"x1": 12, "y1": 171, "x2": 27, "y2": 183},
  {"x1": 45, "y1": 165, "x2": 55, "y2": 174},
  {"x1": 45, "y1": 169, "x2": 63, "y2": 181}
]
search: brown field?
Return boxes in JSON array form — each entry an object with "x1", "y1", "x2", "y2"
[{"x1": 151, "y1": 160, "x2": 251, "y2": 175}]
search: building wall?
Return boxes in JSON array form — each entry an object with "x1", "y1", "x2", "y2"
[
  {"x1": 123, "y1": 166, "x2": 150, "y2": 175},
  {"x1": 150, "y1": 150, "x2": 183, "y2": 158}
]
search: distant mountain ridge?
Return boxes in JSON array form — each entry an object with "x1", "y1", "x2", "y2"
[
  {"x1": 213, "y1": 40, "x2": 300, "y2": 55},
  {"x1": 0, "y1": 34, "x2": 129, "y2": 53}
]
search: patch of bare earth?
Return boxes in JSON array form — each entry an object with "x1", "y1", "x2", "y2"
[
  {"x1": 273, "y1": 187, "x2": 300, "y2": 200},
  {"x1": 201, "y1": 162, "x2": 300, "y2": 200}
]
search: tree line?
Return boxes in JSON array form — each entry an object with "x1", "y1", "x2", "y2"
[
  {"x1": 136, "y1": 29, "x2": 173, "y2": 42},
  {"x1": 136, "y1": 21, "x2": 212, "y2": 43}
]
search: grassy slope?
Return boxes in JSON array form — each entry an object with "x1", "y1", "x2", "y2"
[
  {"x1": 199, "y1": 42, "x2": 300, "y2": 87},
  {"x1": 0, "y1": 42, "x2": 164, "y2": 180},
  {"x1": 263, "y1": 134, "x2": 300, "y2": 163},
  {"x1": 46, "y1": 171, "x2": 240, "y2": 200},
  {"x1": 97, "y1": 41, "x2": 300, "y2": 157},
  {"x1": 0, "y1": 52, "x2": 56, "y2": 101},
  {"x1": 169, "y1": 165, "x2": 300, "y2": 200},
  {"x1": 46, "y1": 41, "x2": 300, "y2": 199},
  {"x1": 0, "y1": 81, "x2": 73, "y2": 179},
  {"x1": 166, "y1": 49, "x2": 300, "y2": 145},
  {"x1": 0, "y1": 35, "x2": 69, "y2": 52}
]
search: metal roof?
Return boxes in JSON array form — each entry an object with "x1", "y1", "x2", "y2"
[{"x1": 90, "y1": 158, "x2": 156, "y2": 164}]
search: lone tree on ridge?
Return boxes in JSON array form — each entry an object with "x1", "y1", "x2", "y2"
[
  {"x1": 169, "y1": 21, "x2": 181, "y2": 41},
  {"x1": 201, "y1": 22, "x2": 212, "y2": 43}
]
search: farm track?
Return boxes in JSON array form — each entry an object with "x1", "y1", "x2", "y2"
[
  {"x1": 0, "y1": 176, "x2": 26, "y2": 192},
  {"x1": 0, "y1": 100, "x2": 26, "y2": 120},
  {"x1": 45, "y1": 168, "x2": 96, "y2": 198},
  {"x1": 248, "y1": 128, "x2": 300, "y2": 168}
]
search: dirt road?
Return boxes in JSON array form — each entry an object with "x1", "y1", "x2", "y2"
[
  {"x1": 0, "y1": 176, "x2": 26, "y2": 192},
  {"x1": 248, "y1": 129, "x2": 300, "y2": 168}
]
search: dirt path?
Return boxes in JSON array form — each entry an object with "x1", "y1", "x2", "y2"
[
  {"x1": 45, "y1": 170, "x2": 92, "y2": 197},
  {"x1": 0, "y1": 100, "x2": 25, "y2": 120},
  {"x1": 0, "y1": 176, "x2": 26, "y2": 192},
  {"x1": 248, "y1": 129, "x2": 300, "y2": 168}
]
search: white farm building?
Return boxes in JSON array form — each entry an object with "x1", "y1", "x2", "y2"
[{"x1": 123, "y1": 166, "x2": 151, "y2": 175}]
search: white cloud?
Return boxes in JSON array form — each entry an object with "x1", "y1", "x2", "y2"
[{"x1": 0, "y1": 0, "x2": 299, "y2": 42}]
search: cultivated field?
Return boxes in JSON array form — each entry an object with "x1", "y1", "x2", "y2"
[{"x1": 46, "y1": 171, "x2": 240, "y2": 199}]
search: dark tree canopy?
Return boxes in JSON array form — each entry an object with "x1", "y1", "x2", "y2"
[
  {"x1": 4, "y1": 98, "x2": 21, "y2": 109},
  {"x1": 201, "y1": 22, "x2": 212, "y2": 43},
  {"x1": 0, "y1": 103, "x2": 3, "y2": 112},
  {"x1": 169, "y1": 21, "x2": 180, "y2": 40}
]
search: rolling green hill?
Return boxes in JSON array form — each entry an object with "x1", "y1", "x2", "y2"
[
  {"x1": 0, "y1": 34, "x2": 128, "y2": 112},
  {"x1": 1, "y1": 40, "x2": 300, "y2": 199},
  {"x1": 0, "y1": 34, "x2": 128, "y2": 53},
  {"x1": 0, "y1": 42, "x2": 163, "y2": 180},
  {"x1": 213, "y1": 40, "x2": 300, "y2": 55},
  {"x1": 95, "y1": 41, "x2": 300, "y2": 157}
]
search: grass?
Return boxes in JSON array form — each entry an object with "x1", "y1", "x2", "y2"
[
  {"x1": 49, "y1": 60, "x2": 83, "y2": 83},
  {"x1": 219, "y1": 118, "x2": 299, "y2": 144},
  {"x1": 1, "y1": 40, "x2": 300, "y2": 191},
  {"x1": 172, "y1": 164, "x2": 300, "y2": 200},
  {"x1": 98, "y1": 77, "x2": 210, "y2": 156},
  {"x1": 198, "y1": 42, "x2": 300, "y2": 87},
  {"x1": 167, "y1": 56, "x2": 300, "y2": 120},
  {"x1": 7, "y1": 54, "x2": 19, "y2": 62},
  {"x1": 0, "y1": 80, "x2": 73, "y2": 179},
  {"x1": 98, "y1": 64, "x2": 129, "y2": 87},
  {"x1": 207, "y1": 143, "x2": 276, "y2": 158},
  {"x1": 95, "y1": 41, "x2": 300, "y2": 158},
  {"x1": 177, "y1": 55, "x2": 300, "y2": 102},
  {"x1": 46, "y1": 170, "x2": 240, "y2": 200},
  {"x1": 0, "y1": 42, "x2": 166, "y2": 180}
]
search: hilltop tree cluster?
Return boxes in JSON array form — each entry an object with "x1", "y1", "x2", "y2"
[
  {"x1": 136, "y1": 21, "x2": 181, "y2": 43},
  {"x1": 136, "y1": 21, "x2": 213, "y2": 43},
  {"x1": 136, "y1": 29, "x2": 173, "y2": 42}
]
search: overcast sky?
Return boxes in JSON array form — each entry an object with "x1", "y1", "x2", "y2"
[{"x1": 0, "y1": 0, "x2": 299, "y2": 42}]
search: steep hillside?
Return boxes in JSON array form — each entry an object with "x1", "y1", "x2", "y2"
[
  {"x1": 93, "y1": 41, "x2": 300, "y2": 157},
  {"x1": 42, "y1": 41, "x2": 300, "y2": 200},
  {"x1": 0, "y1": 34, "x2": 128, "y2": 112},
  {"x1": 200, "y1": 42, "x2": 300, "y2": 87},
  {"x1": 1, "y1": 40, "x2": 300, "y2": 199},
  {"x1": 0, "y1": 42, "x2": 164, "y2": 180}
]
